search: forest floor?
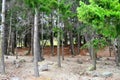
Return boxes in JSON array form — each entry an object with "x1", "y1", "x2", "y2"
[{"x1": 0, "y1": 47, "x2": 120, "y2": 80}]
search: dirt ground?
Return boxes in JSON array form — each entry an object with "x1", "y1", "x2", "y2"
[{"x1": 0, "y1": 47, "x2": 120, "y2": 80}]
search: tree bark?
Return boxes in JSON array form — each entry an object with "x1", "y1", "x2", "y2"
[
  {"x1": 37, "y1": 34, "x2": 43, "y2": 61},
  {"x1": 69, "y1": 31, "x2": 75, "y2": 56},
  {"x1": 50, "y1": 31, "x2": 54, "y2": 56},
  {"x1": 57, "y1": 31, "x2": 61, "y2": 67},
  {"x1": 49, "y1": 14, "x2": 54, "y2": 56},
  {"x1": 116, "y1": 36, "x2": 120, "y2": 66},
  {"x1": 33, "y1": 8, "x2": 39, "y2": 77},
  {"x1": 77, "y1": 33, "x2": 80, "y2": 54},
  {"x1": 117, "y1": 36, "x2": 120, "y2": 62},
  {"x1": 11, "y1": 31, "x2": 15, "y2": 55},
  {"x1": 15, "y1": 31, "x2": 18, "y2": 59},
  {"x1": 84, "y1": 30, "x2": 92, "y2": 59},
  {"x1": 117, "y1": 35, "x2": 120, "y2": 63},
  {"x1": 24, "y1": 35, "x2": 28, "y2": 47},
  {"x1": 63, "y1": 21, "x2": 68, "y2": 46},
  {"x1": 7, "y1": 13, "x2": 12, "y2": 55},
  {"x1": 91, "y1": 42, "x2": 96, "y2": 70},
  {"x1": 31, "y1": 27, "x2": 34, "y2": 56},
  {"x1": 61, "y1": 33, "x2": 64, "y2": 60},
  {"x1": 57, "y1": 0, "x2": 61, "y2": 67},
  {"x1": 1, "y1": 0, "x2": 6, "y2": 74},
  {"x1": 41, "y1": 12, "x2": 44, "y2": 57},
  {"x1": 25, "y1": 33, "x2": 31, "y2": 55},
  {"x1": 4, "y1": 23, "x2": 8, "y2": 55}
]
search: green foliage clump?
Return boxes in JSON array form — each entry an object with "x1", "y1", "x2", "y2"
[
  {"x1": 77, "y1": 0, "x2": 120, "y2": 37},
  {"x1": 77, "y1": 0, "x2": 120, "y2": 50},
  {"x1": 24, "y1": 0, "x2": 58, "y2": 13}
]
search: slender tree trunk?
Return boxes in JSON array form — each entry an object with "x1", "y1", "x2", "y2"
[
  {"x1": 26, "y1": 34, "x2": 31, "y2": 55},
  {"x1": 11, "y1": 31, "x2": 15, "y2": 55},
  {"x1": 117, "y1": 36, "x2": 120, "y2": 62},
  {"x1": 117, "y1": 35, "x2": 120, "y2": 62},
  {"x1": 115, "y1": 49, "x2": 119, "y2": 66},
  {"x1": 26, "y1": 45, "x2": 31, "y2": 55},
  {"x1": 25, "y1": 33, "x2": 31, "y2": 55},
  {"x1": 77, "y1": 33, "x2": 80, "y2": 54},
  {"x1": 50, "y1": 30, "x2": 54, "y2": 56},
  {"x1": 21, "y1": 36, "x2": 23, "y2": 48},
  {"x1": 89, "y1": 44, "x2": 93, "y2": 59},
  {"x1": 91, "y1": 44, "x2": 96, "y2": 70},
  {"x1": 49, "y1": 14, "x2": 54, "y2": 56},
  {"x1": 108, "y1": 39, "x2": 112, "y2": 57},
  {"x1": 116, "y1": 36, "x2": 120, "y2": 66},
  {"x1": 41, "y1": 12, "x2": 44, "y2": 58},
  {"x1": 20, "y1": 37, "x2": 22, "y2": 48},
  {"x1": 33, "y1": 8, "x2": 39, "y2": 77},
  {"x1": 113, "y1": 39, "x2": 118, "y2": 66},
  {"x1": 1, "y1": 0, "x2": 6, "y2": 74},
  {"x1": 37, "y1": 37, "x2": 42, "y2": 61},
  {"x1": 61, "y1": 33, "x2": 64, "y2": 60},
  {"x1": 63, "y1": 22, "x2": 68, "y2": 46},
  {"x1": 84, "y1": 33, "x2": 92, "y2": 59},
  {"x1": 4, "y1": 25, "x2": 8, "y2": 55},
  {"x1": 15, "y1": 31, "x2": 18, "y2": 59},
  {"x1": 50, "y1": 32, "x2": 54, "y2": 56},
  {"x1": 57, "y1": 0, "x2": 61, "y2": 67},
  {"x1": 57, "y1": 31, "x2": 61, "y2": 67},
  {"x1": 91, "y1": 38, "x2": 96, "y2": 70},
  {"x1": 64, "y1": 30, "x2": 68, "y2": 46},
  {"x1": 109, "y1": 46, "x2": 112, "y2": 57},
  {"x1": 31, "y1": 27, "x2": 34, "y2": 56},
  {"x1": 69, "y1": 31, "x2": 75, "y2": 56},
  {"x1": 7, "y1": 13, "x2": 12, "y2": 55},
  {"x1": 50, "y1": 31, "x2": 54, "y2": 56},
  {"x1": 24, "y1": 35, "x2": 28, "y2": 47}
]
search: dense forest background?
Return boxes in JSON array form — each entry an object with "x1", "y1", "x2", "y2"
[{"x1": 0, "y1": 0, "x2": 120, "y2": 80}]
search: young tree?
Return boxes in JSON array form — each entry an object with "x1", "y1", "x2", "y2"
[
  {"x1": 24, "y1": 0, "x2": 41, "y2": 77},
  {"x1": 77, "y1": 0, "x2": 120, "y2": 68},
  {"x1": 24, "y1": 0, "x2": 58, "y2": 76}
]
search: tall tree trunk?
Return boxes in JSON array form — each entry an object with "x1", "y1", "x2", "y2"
[
  {"x1": 64, "y1": 30, "x2": 68, "y2": 46},
  {"x1": 26, "y1": 45, "x2": 31, "y2": 55},
  {"x1": 24, "y1": 35, "x2": 28, "y2": 47},
  {"x1": 84, "y1": 31, "x2": 92, "y2": 59},
  {"x1": 4, "y1": 25, "x2": 8, "y2": 55},
  {"x1": 117, "y1": 36, "x2": 120, "y2": 62},
  {"x1": 108, "y1": 39, "x2": 112, "y2": 57},
  {"x1": 37, "y1": 34, "x2": 43, "y2": 61},
  {"x1": 26, "y1": 33, "x2": 31, "y2": 55},
  {"x1": 69, "y1": 31, "x2": 75, "y2": 56},
  {"x1": 116, "y1": 36, "x2": 120, "y2": 66},
  {"x1": 57, "y1": 0, "x2": 61, "y2": 67},
  {"x1": 63, "y1": 21, "x2": 68, "y2": 46},
  {"x1": 61, "y1": 33, "x2": 64, "y2": 60},
  {"x1": 57, "y1": 31, "x2": 61, "y2": 67},
  {"x1": 11, "y1": 31, "x2": 15, "y2": 55},
  {"x1": 15, "y1": 31, "x2": 18, "y2": 59},
  {"x1": 77, "y1": 33, "x2": 80, "y2": 54},
  {"x1": 49, "y1": 13, "x2": 54, "y2": 56},
  {"x1": 50, "y1": 31, "x2": 54, "y2": 56},
  {"x1": 33, "y1": 8, "x2": 39, "y2": 77},
  {"x1": 115, "y1": 48, "x2": 119, "y2": 66},
  {"x1": 31, "y1": 27, "x2": 34, "y2": 56},
  {"x1": 1, "y1": 0, "x2": 6, "y2": 74},
  {"x1": 91, "y1": 42, "x2": 96, "y2": 70},
  {"x1": 41, "y1": 12, "x2": 44, "y2": 57},
  {"x1": 7, "y1": 13, "x2": 12, "y2": 55}
]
